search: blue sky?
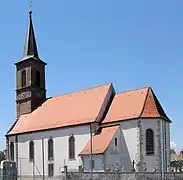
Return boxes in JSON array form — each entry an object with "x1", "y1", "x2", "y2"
[{"x1": 0, "y1": 0, "x2": 182, "y2": 151}]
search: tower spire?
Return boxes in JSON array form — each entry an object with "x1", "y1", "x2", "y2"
[
  {"x1": 23, "y1": 10, "x2": 39, "y2": 59},
  {"x1": 15, "y1": 3, "x2": 47, "y2": 118}
]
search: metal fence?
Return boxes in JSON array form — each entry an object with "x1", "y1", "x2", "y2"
[
  {"x1": 61, "y1": 172, "x2": 183, "y2": 180},
  {"x1": 11, "y1": 172, "x2": 183, "y2": 180},
  {"x1": 170, "y1": 160, "x2": 183, "y2": 172}
]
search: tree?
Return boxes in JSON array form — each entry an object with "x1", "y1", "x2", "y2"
[{"x1": 0, "y1": 149, "x2": 6, "y2": 162}]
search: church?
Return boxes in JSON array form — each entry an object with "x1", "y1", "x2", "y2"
[{"x1": 5, "y1": 11, "x2": 171, "y2": 177}]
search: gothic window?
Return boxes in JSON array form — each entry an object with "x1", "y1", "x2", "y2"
[
  {"x1": 48, "y1": 138, "x2": 54, "y2": 160},
  {"x1": 29, "y1": 141, "x2": 34, "y2": 162},
  {"x1": 48, "y1": 163, "x2": 54, "y2": 177},
  {"x1": 10, "y1": 142, "x2": 14, "y2": 161},
  {"x1": 69, "y1": 135, "x2": 75, "y2": 159},
  {"x1": 35, "y1": 71, "x2": 41, "y2": 87},
  {"x1": 21, "y1": 70, "x2": 26, "y2": 87},
  {"x1": 146, "y1": 129, "x2": 154, "y2": 155}
]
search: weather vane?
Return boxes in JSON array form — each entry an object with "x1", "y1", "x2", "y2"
[{"x1": 29, "y1": 0, "x2": 33, "y2": 12}]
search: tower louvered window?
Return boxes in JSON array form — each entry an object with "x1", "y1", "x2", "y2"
[{"x1": 21, "y1": 70, "x2": 26, "y2": 87}]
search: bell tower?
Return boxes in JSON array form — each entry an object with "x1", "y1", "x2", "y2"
[{"x1": 15, "y1": 11, "x2": 47, "y2": 118}]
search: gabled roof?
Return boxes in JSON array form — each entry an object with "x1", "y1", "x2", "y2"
[
  {"x1": 79, "y1": 125, "x2": 119, "y2": 155},
  {"x1": 176, "y1": 150, "x2": 183, "y2": 161},
  {"x1": 170, "y1": 150, "x2": 183, "y2": 162},
  {"x1": 103, "y1": 87, "x2": 170, "y2": 124},
  {"x1": 171, "y1": 149, "x2": 177, "y2": 161},
  {"x1": 7, "y1": 84, "x2": 170, "y2": 136},
  {"x1": 171, "y1": 149, "x2": 176, "y2": 155},
  {"x1": 8, "y1": 84, "x2": 113, "y2": 135}
]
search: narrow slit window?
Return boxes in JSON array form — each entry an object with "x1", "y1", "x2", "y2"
[{"x1": 115, "y1": 138, "x2": 117, "y2": 146}]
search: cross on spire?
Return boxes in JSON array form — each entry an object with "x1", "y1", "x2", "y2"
[{"x1": 29, "y1": 0, "x2": 32, "y2": 12}]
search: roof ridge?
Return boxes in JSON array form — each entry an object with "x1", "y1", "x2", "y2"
[
  {"x1": 150, "y1": 88, "x2": 171, "y2": 122},
  {"x1": 116, "y1": 86, "x2": 150, "y2": 95},
  {"x1": 148, "y1": 88, "x2": 160, "y2": 116},
  {"x1": 48, "y1": 83, "x2": 113, "y2": 99},
  {"x1": 138, "y1": 87, "x2": 150, "y2": 118}
]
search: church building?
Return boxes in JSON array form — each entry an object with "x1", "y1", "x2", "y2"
[{"x1": 6, "y1": 11, "x2": 171, "y2": 177}]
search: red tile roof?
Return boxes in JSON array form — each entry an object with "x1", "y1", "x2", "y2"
[
  {"x1": 79, "y1": 125, "x2": 119, "y2": 155},
  {"x1": 103, "y1": 87, "x2": 170, "y2": 124},
  {"x1": 8, "y1": 84, "x2": 113, "y2": 135},
  {"x1": 7, "y1": 84, "x2": 170, "y2": 136}
]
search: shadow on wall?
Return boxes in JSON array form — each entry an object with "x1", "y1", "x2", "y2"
[
  {"x1": 104, "y1": 127, "x2": 132, "y2": 172},
  {"x1": 120, "y1": 128, "x2": 132, "y2": 171},
  {"x1": 17, "y1": 125, "x2": 90, "y2": 143}
]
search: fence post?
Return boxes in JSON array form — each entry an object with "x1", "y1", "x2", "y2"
[
  {"x1": 33, "y1": 159, "x2": 35, "y2": 180},
  {"x1": 90, "y1": 124, "x2": 93, "y2": 180},
  {"x1": 19, "y1": 158, "x2": 22, "y2": 180}
]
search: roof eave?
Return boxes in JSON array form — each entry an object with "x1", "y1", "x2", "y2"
[
  {"x1": 6, "y1": 120, "x2": 98, "y2": 137},
  {"x1": 15, "y1": 56, "x2": 47, "y2": 66},
  {"x1": 160, "y1": 116, "x2": 172, "y2": 123},
  {"x1": 101, "y1": 116, "x2": 171, "y2": 127},
  {"x1": 78, "y1": 152, "x2": 104, "y2": 156}
]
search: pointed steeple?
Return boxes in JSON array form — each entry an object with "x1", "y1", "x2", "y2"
[{"x1": 23, "y1": 11, "x2": 39, "y2": 59}]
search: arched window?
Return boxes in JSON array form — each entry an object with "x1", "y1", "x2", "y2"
[
  {"x1": 29, "y1": 141, "x2": 34, "y2": 162},
  {"x1": 69, "y1": 135, "x2": 75, "y2": 159},
  {"x1": 10, "y1": 142, "x2": 14, "y2": 161},
  {"x1": 35, "y1": 71, "x2": 41, "y2": 87},
  {"x1": 21, "y1": 70, "x2": 26, "y2": 87},
  {"x1": 146, "y1": 129, "x2": 154, "y2": 155},
  {"x1": 48, "y1": 138, "x2": 54, "y2": 160}
]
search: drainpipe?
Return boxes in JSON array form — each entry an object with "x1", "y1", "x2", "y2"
[
  {"x1": 42, "y1": 139, "x2": 45, "y2": 180},
  {"x1": 15, "y1": 136, "x2": 18, "y2": 174},
  {"x1": 161, "y1": 120, "x2": 164, "y2": 180},
  {"x1": 89, "y1": 124, "x2": 93, "y2": 180},
  {"x1": 33, "y1": 159, "x2": 35, "y2": 180}
]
